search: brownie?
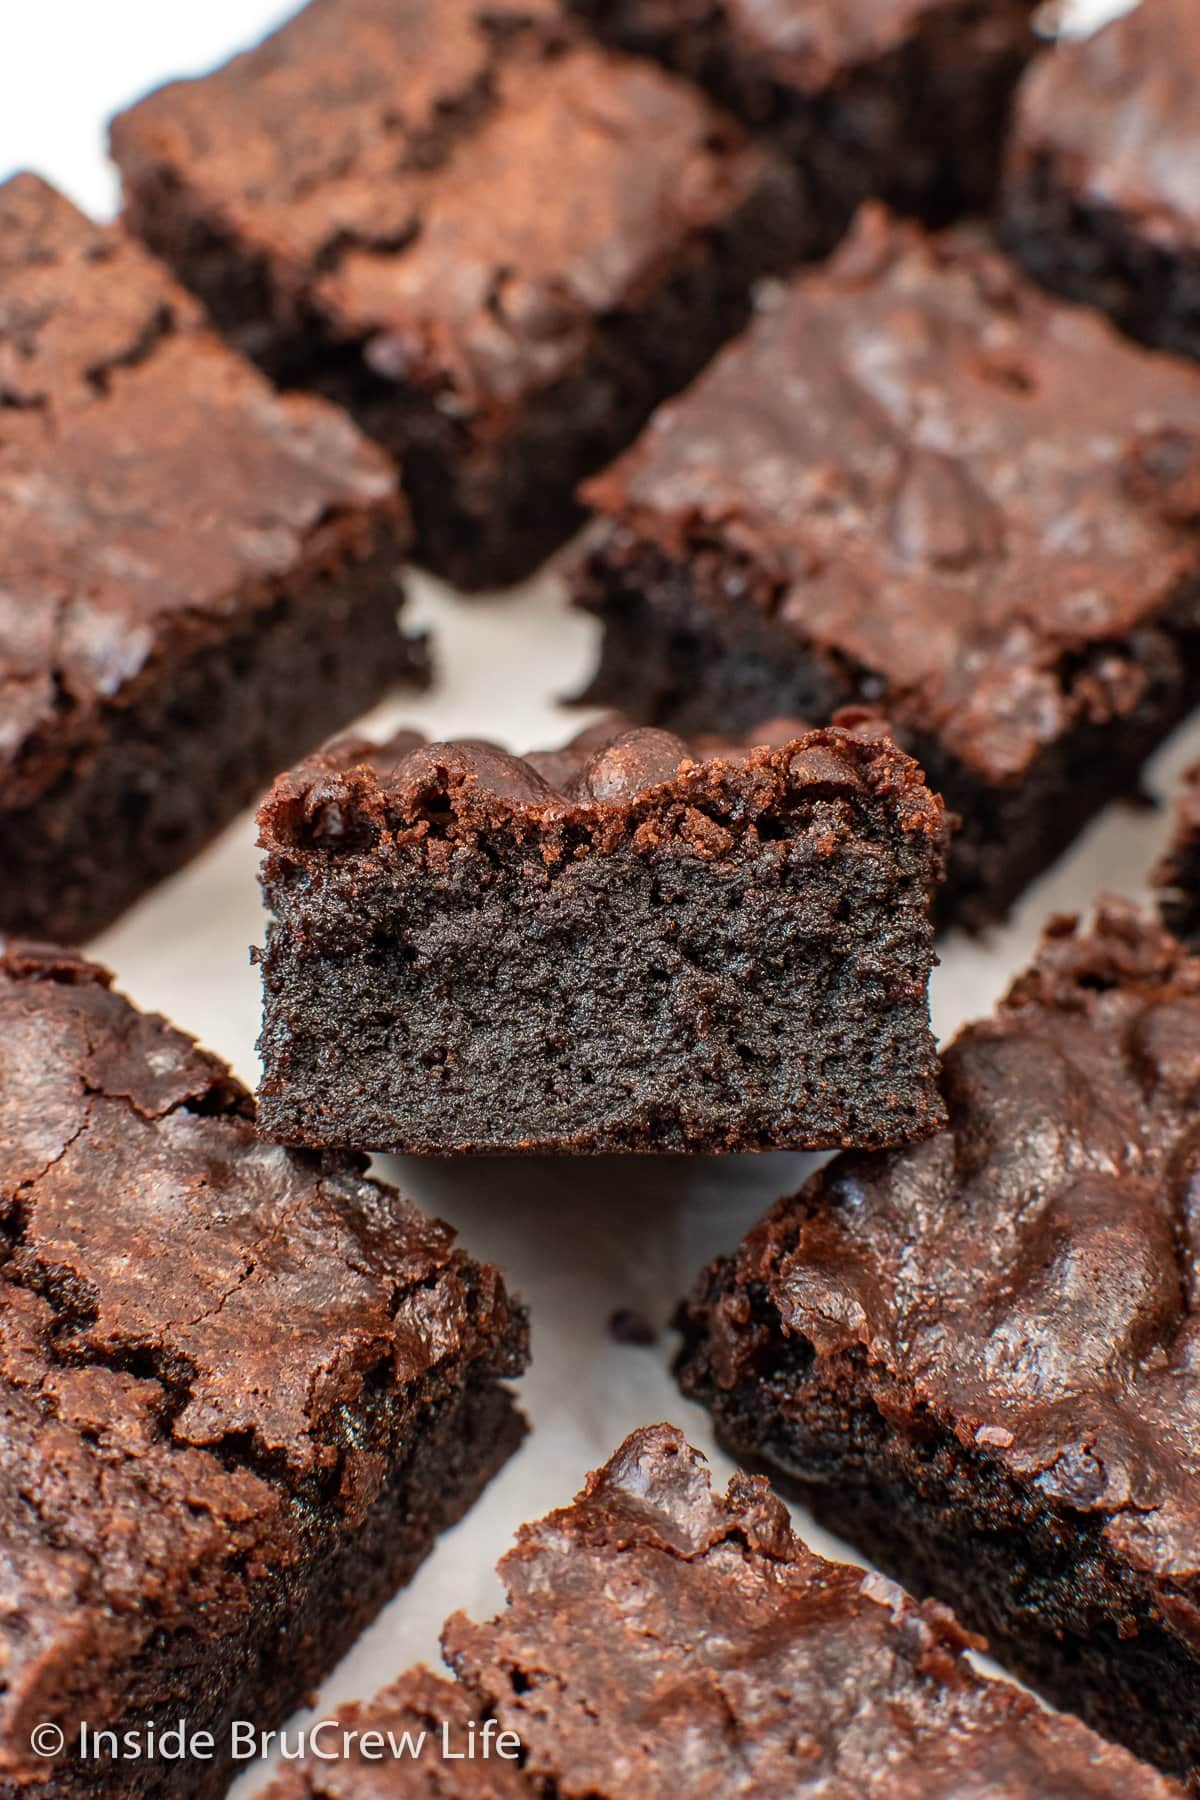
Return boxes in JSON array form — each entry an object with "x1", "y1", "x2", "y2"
[
  {"x1": 1003, "y1": 0, "x2": 1200, "y2": 364},
  {"x1": 576, "y1": 206, "x2": 1200, "y2": 927},
  {"x1": 255, "y1": 715, "x2": 948, "y2": 1155},
  {"x1": 571, "y1": 0, "x2": 1039, "y2": 233},
  {"x1": 260, "y1": 1424, "x2": 1180, "y2": 1797},
  {"x1": 0, "y1": 942, "x2": 527, "y2": 1800},
  {"x1": 0, "y1": 173, "x2": 427, "y2": 947},
  {"x1": 109, "y1": 0, "x2": 801, "y2": 591},
  {"x1": 678, "y1": 900, "x2": 1200, "y2": 1785},
  {"x1": 1158, "y1": 765, "x2": 1200, "y2": 947}
]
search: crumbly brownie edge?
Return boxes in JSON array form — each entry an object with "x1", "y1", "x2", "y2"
[
  {"x1": 7, "y1": 1378, "x2": 524, "y2": 1800},
  {"x1": 114, "y1": 132, "x2": 804, "y2": 590},
  {"x1": 0, "y1": 519, "x2": 428, "y2": 944},
  {"x1": 569, "y1": 0, "x2": 1038, "y2": 226},
  {"x1": 574, "y1": 536, "x2": 1200, "y2": 927},
  {"x1": 675, "y1": 1305, "x2": 1200, "y2": 1785}
]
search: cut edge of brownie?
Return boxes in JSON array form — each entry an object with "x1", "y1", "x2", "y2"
[
  {"x1": 255, "y1": 719, "x2": 948, "y2": 1155},
  {"x1": 1156, "y1": 763, "x2": 1200, "y2": 947},
  {"x1": 0, "y1": 943, "x2": 527, "y2": 1800}
]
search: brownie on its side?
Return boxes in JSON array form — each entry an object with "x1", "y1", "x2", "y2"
[
  {"x1": 109, "y1": 0, "x2": 800, "y2": 590},
  {"x1": 571, "y1": 0, "x2": 1038, "y2": 232},
  {"x1": 678, "y1": 901, "x2": 1200, "y2": 1786},
  {"x1": 1158, "y1": 765, "x2": 1200, "y2": 947},
  {"x1": 261, "y1": 1425, "x2": 1179, "y2": 1798},
  {"x1": 256, "y1": 716, "x2": 948, "y2": 1156},
  {"x1": 1003, "y1": 0, "x2": 1200, "y2": 364},
  {"x1": 0, "y1": 173, "x2": 427, "y2": 948},
  {"x1": 0, "y1": 944, "x2": 526, "y2": 1800},
  {"x1": 576, "y1": 207, "x2": 1200, "y2": 927}
]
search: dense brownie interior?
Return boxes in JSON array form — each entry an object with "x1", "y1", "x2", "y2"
[
  {"x1": 1002, "y1": 0, "x2": 1200, "y2": 363},
  {"x1": 110, "y1": 0, "x2": 800, "y2": 589},
  {"x1": 572, "y1": 0, "x2": 1038, "y2": 230},
  {"x1": 0, "y1": 172, "x2": 426, "y2": 946},
  {"x1": 678, "y1": 902, "x2": 1200, "y2": 1785},
  {"x1": 256, "y1": 719, "x2": 947, "y2": 1155},
  {"x1": 0, "y1": 945, "x2": 526, "y2": 1800},
  {"x1": 577, "y1": 207, "x2": 1200, "y2": 925}
]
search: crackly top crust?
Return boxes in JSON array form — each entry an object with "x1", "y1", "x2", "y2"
[
  {"x1": 584, "y1": 205, "x2": 1200, "y2": 785},
  {"x1": 1009, "y1": 0, "x2": 1200, "y2": 243},
  {"x1": 688, "y1": 900, "x2": 1200, "y2": 1605},
  {"x1": 0, "y1": 174, "x2": 402, "y2": 801},
  {"x1": 0, "y1": 943, "x2": 524, "y2": 1769},
  {"x1": 109, "y1": 0, "x2": 768, "y2": 419},
  {"x1": 257, "y1": 715, "x2": 948, "y2": 864},
  {"x1": 437, "y1": 1424, "x2": 1175, "y2": 1797}
]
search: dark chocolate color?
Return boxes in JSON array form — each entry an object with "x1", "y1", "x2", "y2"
[
  {"x1": 572, "y1": 0, "x2": 1038, "y2": 231},
  {"x1": 0, "y1": 173, "x2": 426, "y2": 946},
  {"x1": 110, "y1": 0, "x2": 800, "y2": 589},
  {"x1": 1159, "y1": 765, "x2": 1200, "y2": 947},
  {"x1": 577, "y1": 206, "x2": 1200, "y2": 925},
  {"x1": 678, "y1": 900, "x2": 1200, "y2": 1785},
  {"x1": 0, "y1": 944, "x2": 526, "y2": 1800},
  {"x1": 256, "y1": 715, "x2": 947, "y2": 1155},
  {"x1": 1003, "y1": 0, "x2": 1200, "y2": 364}
]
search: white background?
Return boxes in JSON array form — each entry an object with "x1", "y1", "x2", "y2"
[{"x1": 0, "y1": 0, "x2": 1174, "y2": 1791}]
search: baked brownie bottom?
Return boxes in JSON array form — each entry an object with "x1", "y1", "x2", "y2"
[
  {"x1": 111, "y1": 1, "x2": 801, "y2": 590},
  {"x1": 576, "y1": 208, "x2": 1200, "y2": 928},
  {"x1": 256, "y1": 718, "x2": 947, "y2": 1155},
  {"x1": 0, "y1": 945, "x2": 526, "y2": 1800},
  {"x1": 0, "y1": 174, "x2": 426, "y2": 946},
  {"x1": 571, "y1": 0, "x2": 1038, "y2": 230},
  {"x1": 1002, "y1": 0, "x2": 1200, "y2": 363},
  {"x1": 677, "y1": 903, "x2": 1200, "y2": 1786},
  {"x1": 261, "y1": 1425, "x2": 1179, "y2": 1797}
]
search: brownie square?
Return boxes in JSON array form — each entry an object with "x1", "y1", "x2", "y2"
[
  {"x1": 109, "y1": 0, "x2": 801, "y2": 591},
  {"x1": 571, "y1": 0, "x2": 1039, "y2": 231},
  {"x1": 576, "y1": 206, "x2": 1200, "y2": 926},
  {"x1": 1003, "y1": 0, "x2": 1200, "y2": 364},
  {"x1": 261, "y1": 1425, "x2": 1179, "y2": 1798},
  {"x1": 1156, "y1": 764, "x2": 1200, "y2": 946},
  {"x1": 256, "y1": 717, "x2": 948, "y2": 1155},
  {"x1": 0, "y1": 943, "x2": 526, "y2": 1800},
  {"x1": 0, "y1": 173, "x2": 427, "y2": 947},
  {"x1": 678, "y1": 900, "x2": 1200, "y2": 1785}
]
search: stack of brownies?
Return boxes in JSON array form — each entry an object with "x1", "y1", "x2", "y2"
[{"x1": 5, "y1": 0, "x2": 1200, "y2": 1793}]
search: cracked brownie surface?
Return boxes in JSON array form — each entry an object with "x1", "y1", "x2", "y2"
[
  {"x1": 0, "y1": 173, "x2": 427, "y2": 944},
  {"x1": 0, "y1": 943, "x2": 527, "y2": 1800},
  {"x1": 678, "y1": 900, "x2": 1200, "y2": 1782},
  {"x1": 577, "y1": 206, "x2": 1200, "y2": 922},
  {"x1": 110, "y1": 0, "x2": 800, "y2": 587}
]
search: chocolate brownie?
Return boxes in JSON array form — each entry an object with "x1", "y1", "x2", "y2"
[
  {"x1": 0, "y1": 943, "x2": 526, "y2": 1800},
  {"x1": 571, "y1": 0, "x2": 1039, "y2": 232},
  {"x1": 1003, "y1": 0, "x2": 1200, "y2": 364},
  {"x1": 255, "y1": 716, "x2": 947, "y2": 1155},
  {"x1": 576, "y1": 206, "x2": 1200, "y2": 926},
  {"x1": 678, "y1": 900, "x2": 1200, "y2": 1785},
  {"x1": 1158, "y1": 765, "x2": 1200, "y2": 948},
  {"x1": 0, "y1": 173, "x2": 427, "y2": 947},
  {"x1": 108, "y1": 0, "x2": 800, "y2": 590},
  {"x1": 261, "y1": 1425, "x2": 1181, "y2": 1797}
]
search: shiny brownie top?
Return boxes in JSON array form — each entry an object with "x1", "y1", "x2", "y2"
[
  {"x1": 437, "y1": 1425, "x2": 1176, "y2": 1797},
  {"x1": 0, "y1": 942, "x2": 523, "y2": 1761},
  {"x1": 110, "y1": 0, "x2": 768, "y2": 419},
  {"x1": 686, "y1": 900, "x2": 1200, "y2": 1601},
  {"x1": 0, "y1": 174, "x2": 401, "y2": 803},
  {"x1": 585, "y1": 205, "x2": 1200, "y2": 785},
  {"x1": 1009, "y1": 0, "x2": 1200, "y2": 241},
  {"x1": 258, "y1": 715, "x2": 948, "y2": 856}
]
